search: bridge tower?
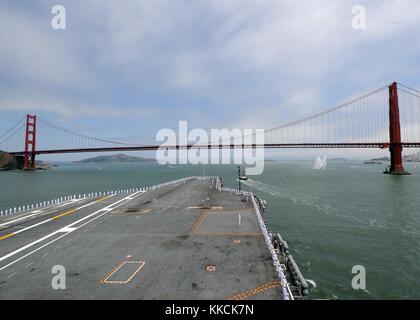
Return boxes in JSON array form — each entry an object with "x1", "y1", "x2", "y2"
[
  {"x1": 386, "y1": 82, "x2": 410, "y2": 175},
  {"x1": 23, "y1": 114, "x2": 36, "y2": 170}
]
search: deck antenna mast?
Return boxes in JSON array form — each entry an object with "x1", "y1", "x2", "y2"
[{"x1": 237, "y1": 166, "x2": 241, "y2": 191}]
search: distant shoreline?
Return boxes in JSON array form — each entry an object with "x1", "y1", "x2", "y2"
[{"x1": 73, "y1": 153, "x2": 156, "y2": 164}]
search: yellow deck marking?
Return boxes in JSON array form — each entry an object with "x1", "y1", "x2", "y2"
[
  {"x1": 95, "y1": 195, "x2": 113, "y2": 203},
  {"x1": 189, "y1": 209, "x2": 209, "y2": 234},
  {"x1": 0, "y1": 195, "x2": 114, "y2": 241},
  {"x1": 50, "y1": 208, "x2": 78, "y2": 220},
  {"x1": 0, "y1": 233, "x2": 16, "y2": 241},
  {"x1": 101, "y1": 260, "x2": 146, "y2": 284},
  {"x1": 51, "y1": 195, "x2": 112, "y2": 220},
  {"x1": 227, "y1": 281, "x2": 281, "y2": 300}
]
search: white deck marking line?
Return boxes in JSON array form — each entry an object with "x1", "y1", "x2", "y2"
[
  {"x1": 0, "y1": 212, "x2": 46, "y2": 227},
  {"x1": 54, "y1": 199, "x2": 84, "y2": 208},
  {"x1": 7, "y1": 272, "x2": 17, "y2": 279},
  {"x1": 12, "y1": 219, "x2": 56, "y2": 235},
  {"x1": 237, "y1": 194, "x2": 245, "y2": 209},
  {"x1": 0, "y1": 233, "x2": 71, "y2": 271},
  {"x1": 1, "y1": 193, "x2": 133, "y2": 265},
  {"x1": 0, "y1": 198, "x2": 88, "y2": 227},
  {"x1": 0, "y1": 196, "x2": 114, "y2": 240},
  {"x1": 0, "y1": 197, "x2": 97, "y2": 229},
  {"x1": 0, "y1": 191, "x2": 143, "y2": 271},
  {"x1": 60, "y1": 191, "x2": 143, "y2": 231},
  {"x1": 25, "y1": 262, "x2": 34, "y2": 268},
  {"x1": 58, "y1": 227, "x2": 77, "y2": 233},
  {"x1": 0, "y1": 230, "x2": 69, "y2": 263}
]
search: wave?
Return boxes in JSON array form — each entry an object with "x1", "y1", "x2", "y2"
[
  {"x1": 242, "y1": 178, "x2": 330, "y2": 211},
  {"x1": 241, "y1": 178, "x2": 407, "y2": 230}
]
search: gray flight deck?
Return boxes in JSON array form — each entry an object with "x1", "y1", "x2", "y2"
[{"x1": 0, "y1": 177, "x2": 286, "y2": 300}]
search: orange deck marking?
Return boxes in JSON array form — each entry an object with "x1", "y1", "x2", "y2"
[
  {"x1": 227, "y1": 281, "x2": 281, "y2": 300},
  {"x1": 101, "y1": 260, "x2": 146, "y2": 284}
]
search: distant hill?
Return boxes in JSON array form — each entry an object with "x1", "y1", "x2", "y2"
[
  {"x1": 74, "y1": 154, "x2": 156, "y2": 163},
  {"x1": 404, "y1": 151, "x2": 420, "y2": 162},
  {"x1": 370, "y1": 151, "x2": 420, "y2": 162}
]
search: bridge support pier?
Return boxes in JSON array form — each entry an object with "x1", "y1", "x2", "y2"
[
  {"x1": 385, "y1": 83, "x2": 410, "y2": 175},
  {"x1": 23, "y1": 114, "x2": 37, "y2": 170}
]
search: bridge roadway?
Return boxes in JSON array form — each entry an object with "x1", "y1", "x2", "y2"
[
  {"x1": 9, "y1": 142, "x2": 420, "y2": 156},
  {"x1": 0, "y1": 178, "x2": 281, "y2": 299}
]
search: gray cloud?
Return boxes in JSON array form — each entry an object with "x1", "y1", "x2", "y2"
[{"x1": 0, "y1": 0, "x2": 419, "y2": 159}]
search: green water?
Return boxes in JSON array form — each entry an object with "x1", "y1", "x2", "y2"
[{"x1": 1, "y1": 161, "x2": 420, "y2": 300}]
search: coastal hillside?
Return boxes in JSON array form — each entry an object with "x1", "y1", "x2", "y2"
[
  {"x1": 0, "y1": 150, "x2": 17, "y2": 170},
  {"x1": 74, "y1": 154, "x2": 156, "y2": 163}
]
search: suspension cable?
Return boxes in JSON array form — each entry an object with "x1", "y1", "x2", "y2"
[
  {"x1": 207, "y1": 84, "x2": 389, "y2": 145},
  {"x1": 0, "y1": 116, "x2": 26, "y2": 140},
  {"x1": 398, "y1": 83, "x2": 420, "y2": 94},
  {"x1": 398, "y1": 87, "x2": 420, "y2": 99},
  {"x1": 38, "y1": 118, "x2": 145, "y2": 147},
  {"x1": 0, "y1": 121, "x2": 26, "y2": 146}
]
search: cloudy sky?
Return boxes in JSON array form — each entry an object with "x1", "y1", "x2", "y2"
[{"x1": 0, "y1": 0, "x2": 419, "y2": 160}]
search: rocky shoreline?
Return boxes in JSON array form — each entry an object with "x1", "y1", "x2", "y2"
[
  {"x1": 0, "y1": 150, "x2": 17, "y2": 170},
  {"x1": 0, "y1": 150, "x2": 54, "y2": 170}
]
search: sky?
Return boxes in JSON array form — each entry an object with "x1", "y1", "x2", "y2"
[{"x1": 0, "y1": 0, "x2": 420, "y2": 161}]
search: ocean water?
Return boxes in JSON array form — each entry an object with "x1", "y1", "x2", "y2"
[{"x1": 1, "y1": 161, "x2": 420, "y2": 300}]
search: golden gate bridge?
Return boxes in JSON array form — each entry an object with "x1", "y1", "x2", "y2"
[{"x1": 1, "y1": 82, "x2": 420, "y2": 175}]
